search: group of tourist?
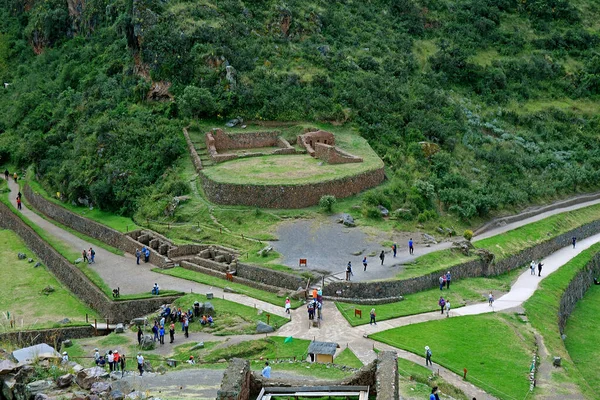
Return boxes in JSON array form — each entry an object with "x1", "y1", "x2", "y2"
[
  {"x1": 307, "y1": 288, "x2": 323, "y2": 320},
  {"x1": 344, "y1": 239, "x2": 416, "y2": 281},
  {"x1": 438, "y1": 271, "x2": 451, "y2": 290},
  {"x1": 93, "y1": 348, "x2": 126, "y2": 376},
  {"x1": 82, "y1": 247, "x2": 96, "y2": 264},
  {"x1": 530, "y1": 260, "x2": 544, "y2": 276},
  {"x1": 136, "y1": 246, "x2": 151, "y2": 264}
]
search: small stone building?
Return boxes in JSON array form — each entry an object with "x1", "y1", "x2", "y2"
[
  {"x1": 307, "y1": 341, "x2": 339, "y2": 364},
  {"x1": 297, "y1": 130, "x2": 335, "y2": 156}
]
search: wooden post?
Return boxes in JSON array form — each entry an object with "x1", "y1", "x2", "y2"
[
  {"x1": 266, "y1": 314, "x2": 270, "y2": 325},
  {"x1": 94, "y1": 319, "x2": 97, "y2": 336},
  {"x1": 86, "y1": 314, "x2": 88, "y2": 323}
]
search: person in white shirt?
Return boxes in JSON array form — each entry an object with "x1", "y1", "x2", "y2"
[
  {"x1": 137, "y1": 352, "x2": 144, "y2": 376},
  {"x1": 61, "y1": 351, "x2": 69, "y2": 364}
]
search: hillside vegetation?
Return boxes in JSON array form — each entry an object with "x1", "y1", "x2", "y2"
[{"x1": 1, "y1": 0, "x2": 599, "y2": 220}]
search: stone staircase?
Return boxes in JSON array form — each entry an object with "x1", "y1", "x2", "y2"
[
  {"x1": 194, "y1": 140, "x2": 214, "y2": 167},
  {"x1": 309, "y1": 271, "x2": 345, "y2": 291}
]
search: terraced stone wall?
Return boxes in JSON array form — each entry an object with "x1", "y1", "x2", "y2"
[
  {"x1": 0, "y1": 326, "x2": 96, "y2": 349},
  {"x1": 200, "y1": 167, "x2": 385, "y2": 208}
]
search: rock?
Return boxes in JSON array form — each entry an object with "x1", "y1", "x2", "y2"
[
  {"x1": 111, "y1": 380, "x2": 132, "y2": 394},
  {"x1": 109, "y1": 372, "x2": 122, "y2": 380},
  {"x1": 166, "y1": 359, "x2": 177, "y2": 367},
  {"x1": 561, "y1": 334, "x2": 567, "y2": 340},
  {"x1": 475, "y1": 248, "x2": 495, "y2": 265},
  {"x1": 131, "y1": 318, "x2": 147, "y2": 327},
  {"x1": 257, "y1": 246, "x2": 273, "y2": 256},
  {"x1": 155, "y1": 365, "x2": 167, "y2": 375},
  {"x1": 28, "y1": 258, "x2": 34, "y2": 263},
  {"x1": 110, "y1": 390, "x2": 125, "y2": 400},
  {"x1": 225, "y1": 65, "x2": 236, "y2": 90},
  {"x1": 225, "y1": 118, "x2": 242, "y2": 128},
  {"x1": 422, "y1": 233, "x2": 437, "y2": 244},
  {"x1": 553, "y1": 357, "x2": 561, "y2": 367},
  {"x1": 377, "y1": 205, "x2": 389, "y2": 217},
  {"x1": 452, "y1": 239, "x2": 474, "y2": 256},
  {"x1": 114, "y1": 324, "x2": 124, "y2": 334},
  {"x1": 190, "y1": 342, "x2": 204, "y2": 351},
  {"x1": 34, "y1": 394, "x2": 49, "y2": 400},
  {"x1": 87, "y1": 395, "x2": 101, "y2": 400},
  {"x1": 203, "y1": 302, "x2": 215, "y2": 316},
  {"x1": 75, "y1": 258, "x2": 84, "y2": 264},
  {"x1": 41, "y1": 286, "x2": 55, "y2": 295},
  {"x1": 126, "y1": 391, "x2": 146, "y2": 400},
  {"x1": 90, "y1": 381, "x2": 111, "y2": 394},
  {"x1": 206, "y1": 292, "x2": 214, "y2": 300},
  {"x1": 339, "y1": 213, "x2": 355, "y2": 227},
  {"x1": 317, "y1": 45, "x2": 330, "y2": 56},
  {"x1": 437, "y1": 227, "x2": 445, "y2": 234},
  {"x1": 71, "y1": 364, "x2": 84, "y2": 373},
  {"x1": 76, "y1": 367, "x2": 109, "y2": 390},
  {"x1": 256, "y1": 321, "x2": 274, "y2": 333},
  {"x1": 140, "y1": 335, "x2": 155, "y2": 351},
  {"x1": 62, "y1": 339, "x2": 73, "y2": 347},
  {"x1": 223, "y1": 287, "x2": 237, "y2": 293},
  {"x1": 18, "y1": 253, "x2": 26, "y2": 259},
  {"x1": 142, "y1": 361, "x2": 153, "y2": 373},
  {"x1": 34, "y1": 262, "x2": 41, "y2": 268},
  {"x1": 26, "y1": 379, "x2": 52, "y2": 395}
]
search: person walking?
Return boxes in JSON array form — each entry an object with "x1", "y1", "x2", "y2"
[
  {"x1": 136, "y1": 352, "x2": 144, "y2": 376},
  {"x1": 159, "y1": 326, "x2": 165, "y2": 345},
  {"x1": 89, "y1": 247, "x2": 95, "y2": 263},
  {"x1": 438, "y1": 296, "x2": 446, "y2": 314},
  {"x1": 445, "y1": 271, "x2": 451, "y2": 289},
  {"x1": 392, "y1": 243, "x2": 397, "y2": 257},
  {"x1": 408, "y1": 238, "x2": 414, "y2": 255},
  {"x1": 346, "y1": 262, "x2": 353, "y2": 281},
  {"x1": 184, "y1": 317, "x2": 189, "y2": 338},
  {"x1": 439, "y1": 275, "x2": 444, "y2": 290},
  {"x1": 445, "y1": 299, "x2": 451, "y2": 317},
  {"x1": 530, "y1": 260, "x2": 536, "y2": 275},
  {"x1": 488, "y1": 292, "x2": 494, "y2": 306},
  {"x1": 362, "y1": 256, "x2": 368, "y2": 271},
  {"x1": 152, "y1": 322, "x2": 159, "y2": 342},
  {"x1": 135, "y1": 249, "x2": 141, "y2": 265},
  {"x1": 572, "y1": 236, "x2": 577, "y2": 249},
  {"x1": 12, "y1": 172, "x2": 17, "y2": 182},
  {"x1": 93, "y1": 348, "x2": 100, "y2": 364},
  {"x1": 16, "y1": 196, "x2": 21, "y2": 210},
  {"x1": 262, "y1": 362, "x2": 271, "y2": 378},
  {"x1": 107, "y1": 350, "x2": 114, "y2": 372},
  {"x1": 4, "y1": 169, "x2": 8, "y2": 181},
  {"x1": 538, "y1": 262, "x2": 543, "y2": 277},
  {"x1": 284, "y1": 297, "x2": 291, "y2": 314},
  {"x1": 82, "y1": 249, "x2": 88, "y2": 264},
  {"x1": 379, "y1": 250, "x2": 385, "y2": 265},
  {"x1": 137, "y1": 327, "x2": 143, "y2": 346},
  {"x1": 369, "y1": 308, "x2": 376, "y2": 325},
  {"x1": 113, "y1": 350, "x2": 120, "y2": 372},
  {"x1": 120, "y1": 354, "x2": 126, "y2": 377},
  {"x1": 425, "y1": 346, "x2": 432, "y2": 366},
  {"x1": 169, "y1": 323, "x2": 175, "y2": 343}
]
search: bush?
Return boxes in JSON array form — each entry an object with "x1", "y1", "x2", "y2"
[
  {"x1": 463, "y1": 229, "x2": 474, "y2": 241},
  {"x1": 319, "y1": 195, "x2": 337, "y2": 213},
  {"x1": 179, "y1": 86, "x2": 217, "y2": 118},
  {"x1": 363, "y1": 205, "x2": 382, "y2": 220}
]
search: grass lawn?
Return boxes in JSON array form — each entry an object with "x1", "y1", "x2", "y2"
[
  {"x1": 564, "y1": 284, "x2": 600, "y2": 390},
  {"x1": 0, "y1": 229, "x2": 100, "y2": 330},
  {"x1": 397, "y1": 357, "x2": 467, "y2": 399},
  {"x1": 524, "y1": 243, "x2": 600, "y2": 398},
  {"x1": 337, "y1": 268, "x2": 522, "y2": 326},
  {"x1": 333, "y1": 347, "x2": 363, "y2": 369},
  {"x1": 200, "y1": 127, "x2": 383, "y2": 185},
  {"x1": 154, "y1": 267, "x2": 303, "y2": 309},
  {"x1": 166, "y1": 293, "x2": 289, "y2": 335},
  {"x1": 370, "y1": 313, "x2": 534, "y2": 400},
  {"x1": 402, "y1": 202, "x2": 600, "y2": 280}
]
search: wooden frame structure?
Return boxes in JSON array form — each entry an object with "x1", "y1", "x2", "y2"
[{"x1": 256, "y1": 385, "x2": 369, "y2": 400}]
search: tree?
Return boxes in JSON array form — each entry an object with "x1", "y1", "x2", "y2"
[{"x1": 179, "y1": 86, "x2": 217, "y2": 118}]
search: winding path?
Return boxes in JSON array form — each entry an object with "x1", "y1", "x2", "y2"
[{"x1": 4, "y1": 176, "x2": 600, "y2": 399}]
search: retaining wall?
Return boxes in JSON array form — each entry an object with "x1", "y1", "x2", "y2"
[
  {"x1": 200, "y1": 167, "x2": 385, "y2": 209},
  {"x1": 0, "y1": 326, "x2": 96, "y2": 350},
  {"x1": 182, "y1": 128, "x2": 203, "y2": 172},
  {"x1": 325, "y1": 218, "x2": 600, "y2": 299},
  {"x1": 558, "y1": 251, "x2": 600, "y2": 334},
  {"x1": 0, "y1": 201, "x2": 180, "y2": 322},
  {"x1": 314, "y1": 143, "x2": 363, "y2": 164}
]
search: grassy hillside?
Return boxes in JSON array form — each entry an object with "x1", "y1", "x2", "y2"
[{"x1": 0, "y1": 0, "x2": 599, "y2": 221}]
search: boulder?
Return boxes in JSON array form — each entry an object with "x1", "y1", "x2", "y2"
[
  {"x1": 377, "y1": 205, "x2": 389, "y2": 217},
  {"x1": 17, "y1": 253, "x2": 26, "y2": 260},
  {"x1": 257, "y1": 246, "x2": 272, "y2": 256},
  {"x1": 126, "y1": 391, "x2": 146, "y2": 400},
  {"x1": 76, "y1": 367, "x2": 109, "y2": 390},
  {"x1": 422, "y1": 233, "x2": 437, "y2": 244},
  {"x1": 140, "y1": 335, "x2": 155, "y2": 351},
  {"x1": 90, "y1": 381, "x2": 111, "y2": 394},
  {"x1": 339, "y1": 213, "x2": 355, "y2": 227},
  {"x1": 28, "y1": 258, "x2": 34, "y2": 263},
  {"x1": 114, "y1": 324, "x2": 124, "y2": 334},
  {"x1": 225, "y1": 118, "x2": 242, "y2": 128},
  {"x1": 34, "y1": 262, "x2": 41, "y2": 268},
  {"x1": 75, "y1": 258, "x2": 84, "y2": 264},
  {"x1": 110, "y1": 390, "x2": 125, "y2": 400},
  {"x1": 203, "y1": 302, "x2": 215, "y2": 316},
  {"x1": 475, "y1": 248, "x2": 495, "y2": 265},
  {"x1": 223, "y1": 287, "x2": 237, "y2": 294},
  {"x1": 190, "y1": 342, "x2": 204, "y2": 351},
  {"x1": 26, "y1": 379, "x2": 52, "y2": 396},
  {"x1": 256, "y1": 321, "x2": 274, "y2": 334},
  {"x1": 131, "y1": 318, "x2": 147, "y2": 327},
  {"x1": 41, "y1": 286, "x2": 55, "y2": 295},
  {"x1": 58, "y1": 318, "x2": 71, "y2": 325},
  {"x1": 71, "y1": 363, "x2": 85, "y2": 373},
  {"x1": 452, "y1": 239, "x2": 474, "y2": 256},
  {"x1": 553, "y1": 357, "x2": 561, "y2": 367},
  {"x1": 206, "y1": 293, "x2": 214, "y2": 300},
  {"x1": 111, "y1": 380, "x2": 132, "y2": 394},
  {"x1": 34, "y1": 394, "x2": 49, "y2": 400},
  {"x1": 56, "y1": 373, "x2": 74, "y2": 389},
  {"x1": 155, "y1": 365, "x2": 167, "y2": 375},
  {"x1": 0, "y1": 359, "x2": 19, "y2": 375},
  {"x1": 62, "y1": 339, "x2": 73, "y2": 347},
  {"x1": 86, "y1": 395, "x2": 101, "y2": 400},
  {"x1": 142, "y1": 361, "x2": 153, "y2": 373}
]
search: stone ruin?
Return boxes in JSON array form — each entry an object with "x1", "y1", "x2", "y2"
[
  {"x1": 298, "y1": 129, "x2": 363, "y2": 164},
  {"x1": 205, "y1": 128, "x2": 298, "y2": 163}
]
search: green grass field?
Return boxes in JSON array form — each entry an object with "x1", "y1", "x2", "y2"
[
  {"x1": 370, "y1": 313, "x2": 534, "y2": 400},
  {"x1": 168, "y1": 293, "x2": 289, "y2": 335},
  {"x1": 154, "y1": 267, "x2": 303, "y2": 309},
  {"x1": 397, "y1": 357, "x2": 467, "y2": 399},
  {"x1": 333, "y1": 347, "x2": 363, "y2": 369},
  {"x1": 337, "y1": 268, "x2": 522, "y2": 326},
  {"x1": 564, "y1": 284, "x2": 600, "y2": 392},
  {"x1": 0, "y1": 229, "x2": 100, "y2": 330}
]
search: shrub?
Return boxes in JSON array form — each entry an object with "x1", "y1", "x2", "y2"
[
  {"x1": 179, "y1": 85, "x2": 217, "y2": 118},
  {"x1": 463, "y1": 229, "x2": 473, "y2": 241},
  {"x1": 363, "y1": 205, "x2": 382, "y2": 220},
  {"x1": 319, "y1": 195, "x2": 337, "y2": 213}
]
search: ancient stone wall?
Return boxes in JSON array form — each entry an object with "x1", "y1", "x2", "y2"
[
  {"x1": 23, "y1": 185, "x2": 172, "y2": 268},
  {"x1": 0, "y1": 326, "x2": 96, "y2": 350},
  {"x1": 182, "y1": 128, "x2": 203, "y2": 172},
  {"x1": 209, "y1": 129, "x2": 280, "y2": 150},
  {"x1": 375, "y1": 351, "x2": 399, "y2": 400},
  {"x1": 297, "y1": 130, "x2": 336, "y2": 157},
  {"x1": 217, "y1": 358, "x2": 252, "y2": 400},
  {"x1": 314, "y1": 143, "x2": 363, "y2": 164},
  {"x1": 0, "y1": 201, "x2": 180, "y2": 322},
  {"x1": 558, "y1": 252, "x2": 600, "y2": 334},
  {"x1": 326, "y1": 218, "x2": 600, "y2": 299},
  {"x1": 201, "y1": 167, "x2": 385, "y2": 209}
]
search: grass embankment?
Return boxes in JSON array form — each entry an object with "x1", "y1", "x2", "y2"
[
  {"x1": 524, "y1": 243, "x2": 600, "y2": 399},
  {"x1": 1, "y1": 182, "x2": 181, "y2": 301},
  {"x1": 397, "y1": 358, "x2": 467, "y2": 399},
  {"x1": 370, "y1": 313, "x2": 534, "y2": 400},
  {"x1": 337, "y1": 268, "x2": 522, "y2": 326},
  {"x1": 154, "y1": 267, "x2": 303, "y2": 309},
  {"x1": 0, "y1": 229, "x2": 99, "y2": 330},
  {"x1": 402, "y1": 203, "x2": 600, "y2": 280},
  {"x1": 333, "y1": 347, "x2": 363, "y2": 369}
]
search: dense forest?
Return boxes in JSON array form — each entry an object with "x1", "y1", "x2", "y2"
[{"x1": 0, "y1": 0, "x2": 599, "y2": 220}]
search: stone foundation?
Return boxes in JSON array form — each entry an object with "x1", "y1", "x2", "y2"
[
  {"x1": 206, "y1": 129, "x2": 298, "y2": 164},
  {"x1": 182, "y1": 127, "x2": 203, "y2": 172}
]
